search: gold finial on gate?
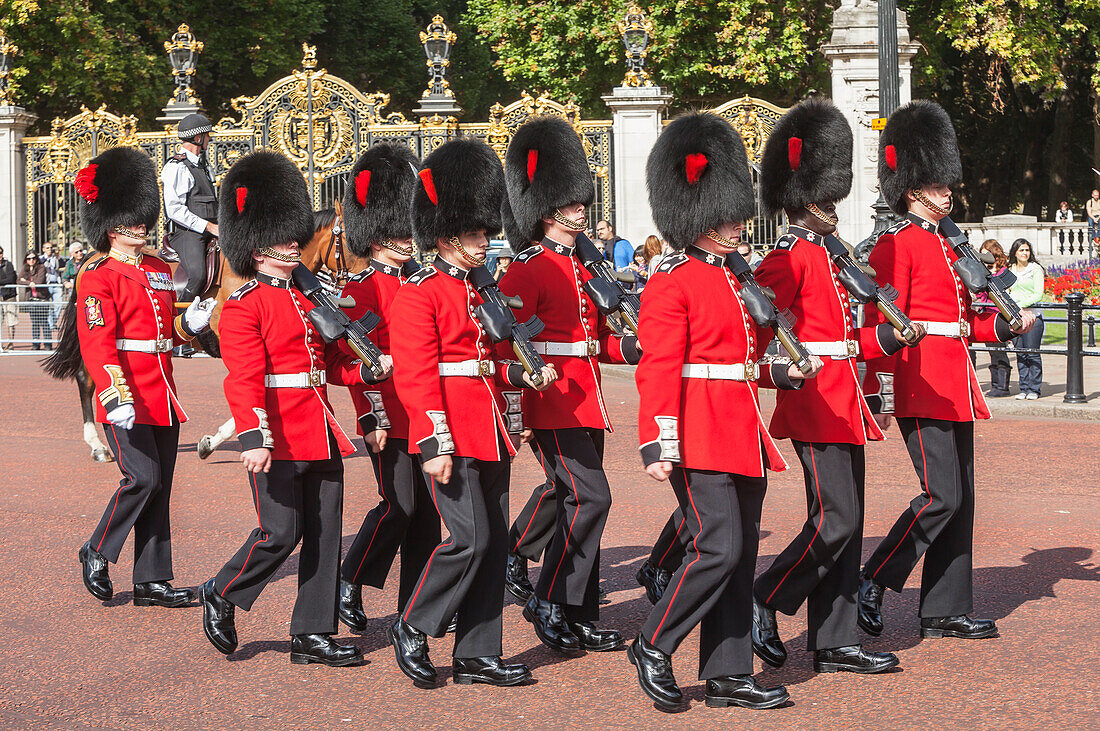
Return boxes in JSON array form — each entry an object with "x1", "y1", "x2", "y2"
[{"x1": 301, "y1": 42, "x2": 318, "y2": 71}]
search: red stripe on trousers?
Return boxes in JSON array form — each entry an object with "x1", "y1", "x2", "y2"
[
  {"x1": 872, "y1": 418, "x2": 932, "y2": 580},
  {"x1": 765, "y1": 443, "x2": 825, "y2": 605},
  {"x1": 651, "y1": 467, "x2": 703, "y2": 644}
]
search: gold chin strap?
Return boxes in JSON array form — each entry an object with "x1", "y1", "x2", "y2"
[
  {"x1": 805, "y1": 203, "x2": 839, "y2": 227},
  {"x1": 448, "y1": 236, "x2": 484, "y2": 267},
  {"x1": 257, "y1": 246, "x2": 301, "y2": 263},
  {"x1": 705, "y1": 229, "x2": 741, "y2": 250},
  {"x1": 552, "y1": 209, "x2": 586, "y2": 231},
  {"x1": 911, "y1": 189, "x2": 952, "y2": 216},
  {"x1": 381, "y1": 239, "x2": 415, "y2": 257}
]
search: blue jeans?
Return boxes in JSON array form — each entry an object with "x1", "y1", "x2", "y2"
[
  {"x1": 47, "y1": 284, "x2": 63, "y2": 332},
  {"x1": 1014, "y1": 313, "x2": 1044, "y2": 395}
]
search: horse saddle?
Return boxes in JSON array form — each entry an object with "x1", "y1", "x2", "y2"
[{"x1": 172, "y1": 238, "x2": 221, "y2": 301}]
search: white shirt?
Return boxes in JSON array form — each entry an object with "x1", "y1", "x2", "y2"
[
  {"x1": 1055, "y1": 209, "x2": 1073, "y2": 223},
  {"x1": 161, "y1": 147, "x2": 213, "y2": 233}
]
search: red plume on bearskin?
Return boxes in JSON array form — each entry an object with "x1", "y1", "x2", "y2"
[
  {"x1": 759, "y1": 98, "x2": 852, "y2": 216},
  {"x1": 504, "y1": 116, "x2": 594, "y2": 244},
  {"x1": 877, "y1": 100, "x2": 962, "y2": 214},
  {"x1": 646, "y1": 111, "x2": 755, "y2": 251},
  {"x1": 411, "y1": 136, "x2": 504, "y2": 253},
  {"x1": 218, "y1": 150, "x2": 314, "y2": 277},
  {"x1": 342, "y1": 143, "x2": 419, "y2": 257},
  {"x1": 77, "y1": 147, "x2": 159, "y2": 253}
]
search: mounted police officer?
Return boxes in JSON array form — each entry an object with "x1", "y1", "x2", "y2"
[{"x1": 162, "y1": 113, "x2": 219, "y2": 303}]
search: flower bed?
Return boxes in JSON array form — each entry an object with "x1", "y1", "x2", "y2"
[{"x1": 1045, "y1": 262, "x2": 1100, "y2": 304}]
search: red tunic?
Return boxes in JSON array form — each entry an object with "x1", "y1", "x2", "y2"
[
  {"x1": 861, "y1": 213, "x2": 1012, "y2": 421},
  {"x1": 496, "y1": 237, "x2": 638, "y2": 431},
  {"x1": 636, "y1": 247, "x2": 798, "y2": 477},
  {"x1": 340, "y1": 260, "x2": 416, "y2": 440},
  {"x1": 220, "y1": 272, "x2": 367, "y2": 461},
  {"x1": 754, "y1": 226, "x2": 903, "y2": 444},
  {"x1": 389, "y1": 257, "x2": 528, "y2": 463},
  {"x1": 76, "y1": 252, "x2": 195, "y2": 426}
]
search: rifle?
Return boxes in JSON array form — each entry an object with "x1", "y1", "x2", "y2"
[
  {"x1": 723, "y1": 252, "x2": 815, "y2": 375},
  {"x1": 468, "y1": 266, "x2": 548, "y2": 386},
  {"x1": 290, "y1": 264, "x2": 389, "y2": 380},
  {"x1": 937, "y1": 217, "x2": 1024, "y2": 330},
  {"x1": 573, "y1": 233, "x2": 641, "y2": 335},
  {"x1": 823, "y1": 233, "x2": 922, "y2": 345}
]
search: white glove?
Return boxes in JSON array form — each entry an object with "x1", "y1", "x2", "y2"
[
  {"x1": 184, "y1": 297, "x2": 217, "y2": 333},
  {"x1": 107, "y1": 404, "x2": 136, "y2": 430}
]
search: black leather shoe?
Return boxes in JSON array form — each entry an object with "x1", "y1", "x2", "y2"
[
  {"x1": 78, "y1": 542, "x2": 113, "y2": 601},
  {"x1": 505, "y1": 553, "x2": 535, "y2": 604},
  {"x1": 133, "y1": 581, "x2": 194, "y2": 608},
  {"x1": 201, "y1": 578, "x2": 237, "y2": 655},
  {"x1": 705, "y1": 675, "x2": 790, "y2": 709},
  {"x1": 627, "y1": 634, "x2": 683, "y2": 712},
  {"x1": 920, "y1": 615, "x2": 999, "y2": 639},
  {"x1": 636, "y1": 560, "x2": 673, "y2": 605},
  {"x1": 523, "y1": 596, "x2": 582, "y2": 654},
  {"x1": 387, "y1": 618, "x2": 438, "y2": 688},
  {"x1": 338, "y1": 580, "x2": 368, "y2": 632},
  {"x1": 814, "y1": 645, "x2": 899, "y2": 674},
  {"x1": 452, "y1": 656, "x2": 533, "y2": 686},
  {"x1": 857, "y1": 574, "x2": 885, "y2": 637},
  {"x1": 751, "y1": 595, "x2": 786, "y2": 668},
  {"x1": 290, "y1": 634, "x2": 365, "y2": 667},
  {"x1": 568, "y1": 620, "x2": 625, "y2": 651}
]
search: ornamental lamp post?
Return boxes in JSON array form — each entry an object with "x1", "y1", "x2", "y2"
[
  {"x1": 0, "y1": 33, "x2": 19, "y2": 106},
  {"x1": 414, "y1": 14, "x2": 461, "y2": 120},
  {"x1": 617, "y1": 5, "x2": 654, "y2": 88},
  {"x1": 157, "y1": 23, "x2": 205, "y2": 124}
]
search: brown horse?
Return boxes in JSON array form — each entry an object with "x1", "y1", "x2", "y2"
[{"x1": 43, "y1": 207, "x2": 363, "y2": 462}]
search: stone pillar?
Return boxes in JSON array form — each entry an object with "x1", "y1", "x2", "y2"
[
  {"x1": 822, "y1": 0, "x2": 919, "y2": 245},
  {"x1": 602, "y1": 85, "x2": 672, "y2": 251},
  {"x1": 0, "y1": 106, "x2": 35, "y2": 261}
]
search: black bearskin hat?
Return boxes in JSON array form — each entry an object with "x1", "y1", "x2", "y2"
[
  {"x1": 75, "y1": 147, "x2": 160, "y2": 254},
  {"x1": 878, "y1": 100, "x2": 962, "y2": 215},
  {"x1": 646, "y1": 112, "x2": 755, "y2": 251},
  {"x1": 500, "y1": 194, "x2": 538, "y2": 252},
  {"x1": 411, "y1": 137, "x2": 504, "y2": 252},
  {"x1": 343, "y1": 143, "x2": 419, "y2": 258},
  {"x1": 505, "y1": 116, "x2": 594, "y2": 243},
  {"x1": 760, "y1": 98, "x2": 853, "y2": 216},
  {"x1": 218, "y1": 150, "x2": 315, "y2": 277}
]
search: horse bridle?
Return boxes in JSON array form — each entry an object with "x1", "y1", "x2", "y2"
[{"x1": 322, "y1": 216, "x2": 351, "y2": 287}]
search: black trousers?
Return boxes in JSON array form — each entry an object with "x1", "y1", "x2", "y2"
[
  {"x1": 90, "y1": 421, "x2": 180, "y2": 583},
  {"x1": 402, "y1": 451, "x2": 510, "y2": 659},
  {"x1": 174, "y1": 229, "x2": 208, "y2": 302},
  {"x1": 649, "y1": 508, "x2": 689, "y2": 573},
  {"x1": 754, "y1": 441, "x2": 865, "y2": 650},
  {"x1": 863, "y1": 418, "x2": 975, "y2": 618},
  {"x1": 641, "y1": 468, "x2": 767, "y2": 679},
  {"x1": 532, "y1": 427, "x2": 612, "y2": 622},
  {"x1": 341, "y1": 438, "x2": 441, "y2": 611},
  {"x1": 508, "y1": 440, "x2": 557, "y2": 561},
  {"x1": 214, "y1": 442, "x2": 344, "y2": 635}
]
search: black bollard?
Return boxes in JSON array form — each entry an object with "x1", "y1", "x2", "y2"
[
  {"x1": 1064, "y1": 292, "x2": 1087, "y2": 404},
  {"x1": 1089, "y1": 316, "x2": 1097, "y2": 348}
]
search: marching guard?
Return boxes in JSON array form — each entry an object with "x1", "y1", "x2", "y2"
[
  {"x1": 335, "y1": 143, "x2": 444, "y2": 633},
  {"x1": 73, "y1": 147, "x2": 214, "y2": 607},
  {"x1": 631, "y1": 111, "x2": 821, "y2": 711},
  {"x1": 199, "y1": 150, "x2": 385, "y2": 666},
  {"x1": 749, "y1": 98, "x2": 914, "y2": 673},
  {"x1": 387, "y1": 137, "x2": 556, "y2": 688},
  {"x1": 858, "y1": 101, "x2": 1034, "y2": 639},
  {"x1": 499, "y1": 116, "x2": 640, "y2": 656}
]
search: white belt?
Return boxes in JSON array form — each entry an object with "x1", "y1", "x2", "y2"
[
  {"x1": 531, "y1": 340, "x2": 600, "y2": 357},
  {"x1": 264, "y1": 371, "x2": 326, "y2": 388},
  {"x1": 439, "y1": 360, "x2": 496, "y2": 377},
  {"x1": 116, "y1": 338, "x2": 172, "y2": 354},
  {"x1": 916, "y1": 320, "x2": 970, "y2": 338},
  {"x1": 682, "y1": 362, "x2": 757, "y2": 381},
  {"x1": 802, "y1": 339, "x2": 859, "y2": 359}
]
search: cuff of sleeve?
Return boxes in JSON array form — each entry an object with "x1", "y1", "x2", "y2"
[
  {"x1": 639, "y1": 415, "x2": 681, "y2": 465},
  {"x1": 417, "y1": 410, "x2": 455, "y2": 461},
  {"x1": 768, "y1": 362, "x2": 803, "y2": 390},
  {"x1": 863, "y1": 373, "x2": 895, "y2": 414},
  {"x1": 238, "y1": 407, "x2": 274, "y2": 450},
  {"x1": 502, "y1": 391, "x2": 524, "y2": 434},
  {"x1": 994, "y1": 315, "x2": 1015, "y2": 342},
  {"x1": 97, "y1": 364, "x2": 134, "y2": 412},
  {"x1": 504, "y1": 362, "x2": 528, "y2": 388},
  {"x1": 175, "y1": 313, "x2": 199, "y2": 340},
  {"x1": 876, "y1": 323, "x2": 906, "y2": 356},
  {"x1": 619, "y1": 335, "x2": 641, "y2": 365},
  {"x1": 358, "y1": 392, "x2": 391, "y2": 431}
]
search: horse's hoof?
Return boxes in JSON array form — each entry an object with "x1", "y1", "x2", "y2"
[
  {"x1": 92, "y1": 448, "x2": 114, "y2": 463},
  {"x1": 197, "y1": 437, "x2": 214, "y2": 460}
]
